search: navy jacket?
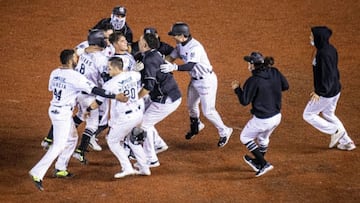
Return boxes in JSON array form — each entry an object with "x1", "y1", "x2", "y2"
[
  {"x1": 141, "y1": 49, "x2": 181, "y2": 103},
  {"x1": 234, "y1": 67, "x2": 289, "y2": 118},
  {"x1": 311, "y1": 26, "x2": 341, "y2": 97}
]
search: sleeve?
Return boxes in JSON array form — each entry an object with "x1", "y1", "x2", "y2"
[
  {"x1": 75, "y1": 71, "x2": 96, "y2": 94},
  {"x1": 48, "y1": 72, "x2": 53, "y2": 91},
  {"x1": 169, "y1": 46, "x2": 180, "y2": 59},
  {"x1": 142, "y1": 59, "x2": 158, "y2": 91},
  {"x1": 235, "y1": 77, "x2": 257, "y2": 106}
]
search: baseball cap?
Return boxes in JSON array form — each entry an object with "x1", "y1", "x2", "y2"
[
  {"x1": 112, "y1": 6, "x2": 126, "y2": 17},
  {"x1": 243, "y1": 52, "x2": 264, "y2": 64},
  {"x1": 144, "y1": 27, "x2": 157, "y2": 35}
]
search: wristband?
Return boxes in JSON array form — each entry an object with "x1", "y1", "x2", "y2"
[{"x1": 86, "y1": 106, "x2": 93, "y2": 112}]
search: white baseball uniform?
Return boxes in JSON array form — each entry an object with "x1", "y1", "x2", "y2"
[
  {"x1": 169, "y1": 38, "x2": 232, "y2": 137},
  {"x1": 30, "y1": 67, "x2": 95, "y2": 180},
  {"x1": 97, "y1": 71, "x2": 149, "y2": 174}
]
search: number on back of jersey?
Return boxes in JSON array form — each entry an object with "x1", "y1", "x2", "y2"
[{"x1": 54, "y1": 88, "x2": 62, "y2": 101}]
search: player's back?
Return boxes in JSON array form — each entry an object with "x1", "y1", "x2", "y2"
[
  {"x1": 75, "y1": 51, "x2": 108, "y2": 86},
  {"x1": 49, "y1": 68, "x2": 93, "y2": 107}
]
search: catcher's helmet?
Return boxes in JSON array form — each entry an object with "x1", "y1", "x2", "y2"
[
  {"x1": 88, "y1": 29, "x2": 107, "y2": 48},
  {"x1": 168, "y1": 22, "x2": 190, "y2": 37},
  {"x1": 112, "y1": 6, "x2": 126, "y2": 17}
]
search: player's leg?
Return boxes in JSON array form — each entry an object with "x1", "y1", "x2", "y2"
[
  {"x1": 30, "y1": 106, "x2": 72, "y2": 184},
  {"x1": 321, "y1": 93, "x2": 355, "y2": 148},
  {"x1": 240, "y1": 115, "x2": 272, "y2": 176},
  {"x1": 195, "y1": 74, "x2": 232, "y2": 146},
  {"x1": 107, "y1": 122, "x2": 137, "y2": 178},
  {"x1": 257, "y1": 114, "x2": 281, "y2": 158},
  {"x1": 303, "y1": 96, "x2": 338, "y2": 134},
  {"x1": 186, "y1": 82, "x2": 205, "y2": 139},
  {"x1": 142, "y1": 98, "x2": 181, "y2": 166},
  {"x1": 54, "y1": 122, "x2": 78, "y2": 178}
]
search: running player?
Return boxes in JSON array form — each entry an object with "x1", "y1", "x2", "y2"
[
  {"x1": 161, "y1": 22, "x2": 233, "y2": 147},
  {"x1": 232, "y1": 52, "x2": 289, "y2": 177}
]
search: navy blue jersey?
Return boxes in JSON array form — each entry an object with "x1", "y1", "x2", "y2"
[
  {"x1": 141, "y1": 49, "x2": 181, "y2": 103},
  {"x1": 234, "y1": 67, "x2": 289, "y2": 118}
]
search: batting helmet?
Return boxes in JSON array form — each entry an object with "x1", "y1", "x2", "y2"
[
  {"x1": 88, "y1": 29, "x2": 107, "y2": 48},
  {"x1": 112, "y1": 6, "x2": 126, "y2": 17},
  {"x1": 168, "y1": 22, "x2": 190, "y2": 37},
  {"x1": 129, "y1": 127, "x2": 147, "y2": 145}
]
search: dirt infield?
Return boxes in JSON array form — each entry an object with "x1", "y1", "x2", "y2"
[{"x1": 1, "y1": 0, "x2": 359, "y2": 202}]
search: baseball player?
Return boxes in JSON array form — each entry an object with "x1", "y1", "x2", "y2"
[
  {"x1": 303, "y1": 26, "x2": 356, "y2": 150},
  {"x1": 136, "y1": 33, "x2": 182, "y2": 167},
  {"x1": 231, "y1": 52, "x2": 289, "y2": 177},
  {"x1": 109, "y1": 31, "x2": 169, "y2": 158},
  {"x1": 29, "y1": 49, "x2": 128, "y2": 191},
  {"x1": 92, "y1": 5, "x2": 133, "y2": 52},
  {"x1": 160, "y1": 22, "x2": 233, "y2": 147},
  {"x1": 72, "y1": 29, "x2": 110, "y2": 164},
  {"x1": 86, "y1": 57, "x2": 150, "y2": 178}
]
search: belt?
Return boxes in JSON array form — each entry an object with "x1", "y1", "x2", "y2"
[
  {"x1": 125, "y1": 105, "x2": 141, "y2": 114},
  {"x1": 52, "y1": 105, "x2": 73, "y2": 110},
  {"x1": 192, "y1": 71, "x2": 213, "y2": 80}
]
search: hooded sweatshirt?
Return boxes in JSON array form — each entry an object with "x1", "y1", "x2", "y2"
[
  {"x1": 234, "y1": 67, "x2": 289, "y2": 118},
  {"x1": 311, "y1": 26, "x2": 341, "y2": 97}
]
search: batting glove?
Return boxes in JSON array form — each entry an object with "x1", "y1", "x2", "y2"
[{"x1": 160, "y1": 60, "x2": 178, "y2": 73}]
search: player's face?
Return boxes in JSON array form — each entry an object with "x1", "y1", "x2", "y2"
[
  {"x1": 108, "y1": 63, "x2": 119, "y2": 77},
  {"x1": 172, "y1": 35, "x2": 184, "y2": 44},
  {"x1": 116, "y1": 36, "x2": 128, "y2": 51},
  {"x1": 309, "y1": 32, "x2": 314, "y2": 46},
  {"x1": 138, "y1": 35, "x2": 148, "y2": 53},
  {"x1": 71, "y1": 53, "x2": 78, "y2": 68},
  {"x1": 247, "y1": 63, "x2": 254, "y2": 72}
]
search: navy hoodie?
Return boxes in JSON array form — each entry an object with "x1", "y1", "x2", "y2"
[
  {"x1": 234, "y1": 67, "x2": 289, "y2": 118},
  {"x1": 311, "y1": 26, "x2": 341, "y2": 97}
]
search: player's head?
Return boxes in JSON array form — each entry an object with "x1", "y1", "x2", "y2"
[
  {"x1": 168, "y1": 22, "x2": 190, "y2": 37},
  {"x1": 111, "y1": 6, "x2": 127, "y2": 31},
  {"x1": 88, "y1": 29, "x2": 107, "y2": 48},
  {"x1": 93, "y1": 22, "x2": 114, "y2": 45},
  {"x1": 60, "y1": 49, "x2": 78, "y2": 68},
  {"x1": 244, "y1": 52, "x2": 265, "y2": 71},
  {"x1": 109, "y1": 32, "x2": 128, "y2": 52},
  {"x1": 108, "y1": 57, "x2": 124, "y2": 76},
  {"x1": 139, "y1": 33, "x2": 160, "y2": 52}
]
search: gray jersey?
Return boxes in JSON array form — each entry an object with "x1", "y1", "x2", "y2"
[{"x1": 170, "y1": 38, "x2": 213, "y2": 78}]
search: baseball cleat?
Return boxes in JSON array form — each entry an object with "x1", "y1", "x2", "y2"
[
  {"x1": 243, "y1": 155, "x2": 260, "y2": 172},
  {"x1": 255, "y1": 162, "x2": 274, "y2": 177},
  {"x1": 53, "y1": 169, "x2": 75, "y2": 178},
  {"x1": 185, "y1": 123, "x2": 205, "y2": 140},
  {"x1": 218, "y1": 128, "x2": 233, "y2": 148},
  {"x1": 72, "y1": 150, "x2": 87, "y2": 164},
  {"x1": 337, "y1": 142, "x2": 356, "y2": 151},
  {"x1": 89, "y1": 136, "x2": 102, "y2": 151},
  {"x1": 329, "y1": 129, "x2": 345, "y2": 148},
  {"x1": 114, "y1": 169, "x2": 137, "y2": 178},
  {"x1": 30, "y1": 174, "x2": 44, "y2": 191}
]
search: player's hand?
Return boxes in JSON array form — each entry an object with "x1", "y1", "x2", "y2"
[
  {"x1": 116, "y1": 93, "x2": 129, "y2": 102},
  {"x1": 134, "y1": 61, "x2": 144, "y2": 72},
  {"x1": 310, "y1": 91, "x2": 320, "y2": 103},
  {"x1": 160, "y1": 60, "x2": 178, "y2": 73},
  {"x1": 231, "y1": 80, "x2": 240, "y2": 89}
]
